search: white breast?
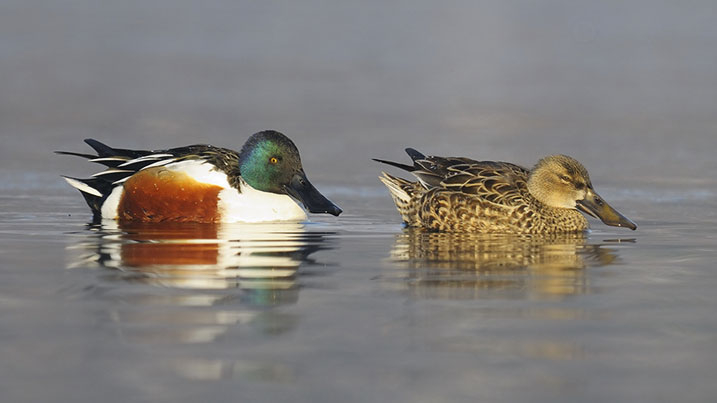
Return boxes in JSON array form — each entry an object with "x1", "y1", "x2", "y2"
[{"x1": 218, "y1": 179, "x2": 307, "y2": 223}]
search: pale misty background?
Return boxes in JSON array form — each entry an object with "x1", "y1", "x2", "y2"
[
  {"x1": 2, "y1": 2, "x2": 717, "y2": 403},
  {"x1": 1, "y1": 0, "x2": 715, "y2": 197}
]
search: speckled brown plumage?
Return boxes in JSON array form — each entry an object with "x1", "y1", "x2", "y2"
[{"x1": 376, "y1": 149, "x2": 636, "y2": 234}]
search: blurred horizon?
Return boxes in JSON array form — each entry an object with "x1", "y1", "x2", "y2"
[{"x1": 1, "y1": 0, "x2": 716, "y2": 187}]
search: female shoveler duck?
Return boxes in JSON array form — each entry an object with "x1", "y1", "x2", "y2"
[
  {"x1": 374, "y1": 149, "x2": 636, "y2": 233},
  {"x1": 58, "y1": 130, "x2": 342, "y2": 223}
]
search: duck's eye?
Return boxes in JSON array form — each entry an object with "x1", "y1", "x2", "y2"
[
  {"x1": 559, "y1": 175, "x2": 571, "y2": 183},
  {"x1": 269, "y1": 157, "x2": 279, "y2": 164}
]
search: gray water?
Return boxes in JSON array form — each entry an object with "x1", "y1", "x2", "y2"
[{"x1": 2, "y1": 1, "x2": 717, "y2": 402}]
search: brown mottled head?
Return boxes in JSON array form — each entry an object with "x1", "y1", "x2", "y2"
[
  {"x1": 528, "y1": 155, "x2": 636, "y2": 230},
  {"x1": 528, "y1": 155, "x2": 591, "y2": 208}
]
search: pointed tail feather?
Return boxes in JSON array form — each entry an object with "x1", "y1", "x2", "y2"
[
  {"x1": 378, "y1": 172, "x2": 421, "y2": 225},
  {"x1": 54, "y1": 150, "x2": 97, "y2": 159},
  {"x1": 58, "y1": 139, "x2": 156, "y2": 219},
  {"x1": 373, "y1": 148, "x2": 427, "y2": 172},
  {"x1": 378, "y1": 172, "x2": 414, "y2": 202},
  {"x1": 84, "y1": 138, "x2": 150, "y2": 159},
  {"x1": 372, "y1": 158, "x2": 415, "y2": 172},
  {"x1": 55, "y1": 149, "x2": 129, "y2": 168},
  {"x1": 62, "y1": 176, "x2": 102, "y2": 197},
  {"x1": 83, "y1": 138, "x2": 117, "y2": 158},
  {"x1": 404, "y1": 148, "x2": 426, "y2": 162},
  {"x1": 61, "y1": 176, "x2": 108, "y2": 218}
]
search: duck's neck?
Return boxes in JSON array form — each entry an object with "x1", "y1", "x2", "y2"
[{"x1": 525, "y1": 194, "x2": 589, "y2": 232}]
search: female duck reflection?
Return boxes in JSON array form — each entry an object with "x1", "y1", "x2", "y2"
[
  {"x1": 68, "y1": 221, "x2": 335, "y2": 304},
  {"x1": 387, "y1": 229, "x2": 631, "y2": 299}
]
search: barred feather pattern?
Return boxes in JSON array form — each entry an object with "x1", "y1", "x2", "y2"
[
  {"x1": 377, "y1": 152, "x2": 589, "y2": 234},
  {"x1": 417, "y1": 188, "x2": 587, "y2": 233}
]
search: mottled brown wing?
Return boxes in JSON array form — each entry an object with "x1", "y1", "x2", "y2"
[
  {"x1": 437, "y1": 161, "x2": 530, "y2": 207},
  {"x1": 411, "y1": 156, "x2": 478, "y2": 188}
]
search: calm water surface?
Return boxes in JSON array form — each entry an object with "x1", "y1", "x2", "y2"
[
  {"x1": 2, "y1": 1, "x2": 717, "y2": 402},
  {"x1": 1, "y1": 185, "x2": 716, "y2": 402}
]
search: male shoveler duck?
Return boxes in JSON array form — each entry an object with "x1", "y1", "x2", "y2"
[
  {"x1": 58, "y1": 130, "x2": 342, "y2": 223},
  {"x1": 374, "y1": 149, "x2": 636, "y2": 233}
]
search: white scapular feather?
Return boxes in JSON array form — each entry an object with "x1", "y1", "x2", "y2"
[
  {"x1": 91, "y1": 169, "x2": 134, "y2": 177},
  {"x1": 118, "y1": 153, "x2": 174, "y2": 167},
  {"x1": 139, "y1": 158, "x2": 177, "y2": 170}
]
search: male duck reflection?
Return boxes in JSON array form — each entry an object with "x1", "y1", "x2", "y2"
[
  {"x1": 69, "y1": 221, "x2": 331, "y2": 295},
  {"x1": 375, "y1": 149, "x2": 636, "y2": 233},
  {"x1": 58, "y1": 130, "x2": 342, "y2": 222}
]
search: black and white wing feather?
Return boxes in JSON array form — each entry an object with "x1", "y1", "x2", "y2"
[{"x1": 57, "y1": 138, "x2": 239, "y2": 217}]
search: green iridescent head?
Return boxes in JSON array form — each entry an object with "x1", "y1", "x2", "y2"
[
  {"x1": 238, "y1": 130, "x2": 342, "y2": 216},
  {"x1": 239, "y1": 130, "x2": 302, "y2": 193}
]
